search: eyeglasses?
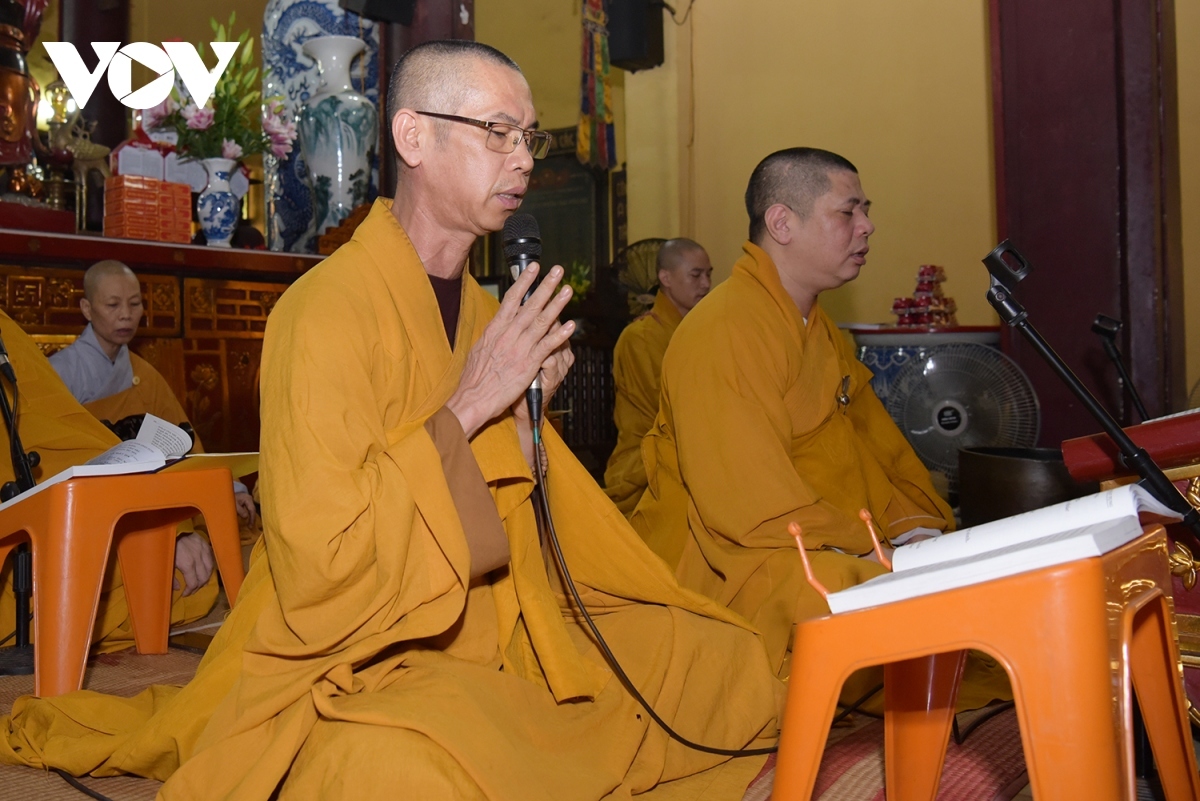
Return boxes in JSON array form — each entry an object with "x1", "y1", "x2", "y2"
[{"x1": 416, "y1": 111, "x2": 553, "y2": 159}]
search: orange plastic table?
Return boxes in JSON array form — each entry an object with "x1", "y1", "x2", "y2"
[
  {"x1": 773, "y1": 525, "x2": 1200, "y2": 801},
  {"x1": 0, "y1": 468, "x2": 245, "y2": 697}
]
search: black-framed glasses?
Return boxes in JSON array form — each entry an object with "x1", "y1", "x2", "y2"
[{"x1": 416, "y1": 111, "x2": 553, "y2": 159}]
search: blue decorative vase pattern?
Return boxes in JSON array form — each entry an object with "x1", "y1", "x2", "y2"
[
  {"x1": 298, "y1": 36, "x2": 378, "y2": 238},
  {"x1": 847, "y1": 328, "x2": 1002, "y2": 409},
  {"x1": 262, "y1": 0, "x2": 379, "y2": 253},
  {"x1": 198, "y1": 158, "x2": 239, "y2": 248}
]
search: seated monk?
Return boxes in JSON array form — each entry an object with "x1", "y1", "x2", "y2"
[
  {"x1": 630, "y1": 147, "x2": 1010, "y2": 709},
  {"x1": 50, "y1": 259, "x2": 257, "y2": 518},
  {"x1": 604, "y1": 239, "x2": 712, "y2": 515},
  {"x1": 0, "y1": 309, "x2": 221, "y2": 653},
  {"x1": 0, "y1": 41, "x2": 782, "y2": 799}
]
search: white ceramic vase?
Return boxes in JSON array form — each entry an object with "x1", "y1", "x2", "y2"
[
  {"x1": 198, "y1": 157, "x2": 240, "y2": 248},
  {"x1": 297, "y1": 36, "x2": 378, "y2": 238}
]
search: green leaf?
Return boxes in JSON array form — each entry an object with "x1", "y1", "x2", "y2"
[
  {"x1": 217, "y1": 24, "x2": 226, "y2": 42},
  {"x1": 241, "y1": 40, "x2": 253, "y2": 66},
  {"x1": 210, "y1": 17, "x2": 219, "y2": 33},
  {"x1": 228, "y1": 10, "x2": 236, "y2": 27},
  {"x1": 237, "y1": 93, "x2": 256, "y2": 110}
]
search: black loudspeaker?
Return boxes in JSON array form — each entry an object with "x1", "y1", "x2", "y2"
[
  {"x1": 608, "y1": 0, "x2": 664, "y2": 72},
  {"x1": 339, "y1": 0, "x2": 416, "y2": 25}
]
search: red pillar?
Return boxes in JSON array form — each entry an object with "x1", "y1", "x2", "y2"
[{"x1": 989, "y1": 0, "x2": 1184, "y2": 443}]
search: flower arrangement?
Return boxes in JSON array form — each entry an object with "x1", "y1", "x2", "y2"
[{"x1": 152, "y1": 14, "x2": 296, "y2": 162}]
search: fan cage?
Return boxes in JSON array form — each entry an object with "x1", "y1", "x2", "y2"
[{"x1": 884, "y1": 344, "x2": 1040, "y2": 491}]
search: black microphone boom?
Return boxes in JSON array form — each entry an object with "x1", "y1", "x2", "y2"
[{"x1": 0, "y1": 330, "x2": 17, "y2": 385}]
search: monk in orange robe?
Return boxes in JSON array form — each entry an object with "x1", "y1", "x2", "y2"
[
  {"x1": 0, "y1": 41, "x2": 782, "y2": 799},
  {"x1": 631, "y1": 147, "x2": 1009, "y2": 708},
  {"x1": 605, "y1": 239, "x2": 712, "y2": 514}
]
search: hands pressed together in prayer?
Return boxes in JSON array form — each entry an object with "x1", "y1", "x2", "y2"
[{"x1": 446, "y1": 264, "x2": 575, "y2": 471}]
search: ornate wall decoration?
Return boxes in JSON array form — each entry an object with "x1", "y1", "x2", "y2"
[
  {"x1": 183, "y1": 278, "x2": 289, "y2": 339},
  {"x1": 181, "y1": 278, "x2": 289, "y2": 452},
  {"x1": 0, "y1": 265, "x2": 180, "y2": 335},
  {"x1": 30, "y1": 333, "x2": 77, "y2": 358}
]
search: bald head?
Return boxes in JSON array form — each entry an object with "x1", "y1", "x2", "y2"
[
  {"x1": 386, "y1": 40, "x2": 522, "y2": 142},
  {"x1": 83, "y1": 260, "x2": 137, "y2": 302},
  {"x1": 745, "y1": 148, "x2": 858, "y2": 244},
  {"x1": 657, "y1": 239, "x2": 712, "y2": 316},
  {"x1": 80, "y1": 261, "x2": 143, "y2": 358}
]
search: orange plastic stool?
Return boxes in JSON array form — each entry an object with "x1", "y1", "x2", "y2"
[
  {"x1": 0, "y1": 468, "x2": 245, "y2": 697},
  {"x1": 773, "y1": 525, "x2": 1200, "y2": 801}
]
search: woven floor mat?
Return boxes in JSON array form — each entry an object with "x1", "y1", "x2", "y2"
[{"x1": 0, "y1": 647, "x2": 202, "y2": 801}]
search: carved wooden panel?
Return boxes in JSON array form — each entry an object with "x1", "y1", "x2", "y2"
[
  {"x1": 184, "y1": 278, "x2": 285, "y2": 339},
  {"x1": 176, "y1": 278, "x2": 285, "y2": 452},
  {"x1": 182, "y1": 337, "x2": 263, "y2": 454},
  {"x1": 0, "y1": 264, "x2": 180, "y2": 335},
  {"x1": 131, "y1": 337, "x2": 186, "y2": 402}
]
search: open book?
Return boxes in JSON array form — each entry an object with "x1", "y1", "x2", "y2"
[
  {"x1": 0, "y1": 414, "x2": 257, "y2": 512},
  {"x1": 824, "y1": 485, "x2": 1182, "y2": 614}
]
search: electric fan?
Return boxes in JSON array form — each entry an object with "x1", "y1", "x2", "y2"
[
  {"x1": 615, "y1": 238, "x2": 667, "y2": 317},
  {"x1": 885, "y1": 344, "x2": 1040, "y2": 490}
]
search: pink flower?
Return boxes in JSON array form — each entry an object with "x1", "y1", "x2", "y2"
[
  {"x1": 182, "y1": 104, "x2": 214, "y2": 130},
  {"x1": 143, "y1": 96, "x2": 177, "y2": 130},
  {"x1": 221, "y1": 138, "x2": 243, "y2": 160},
  {"x1": 262, "y1": 109, "x2": 298, "y2": 159}
]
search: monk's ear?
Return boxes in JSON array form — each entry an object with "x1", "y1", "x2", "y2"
[
  {"x1": 657, "y1": 267, "x2": 671, "y2": 290},
  {"x1": 79, "y1": 298, "x2": 93, "y2": 322},
  {"x1": 391, "y1": 108, "x2": 424, "y2": 169},
  {"x1": 763, "y1": 204, "x2": 793, "y2": 246}
]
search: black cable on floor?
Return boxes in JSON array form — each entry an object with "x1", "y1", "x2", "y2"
[
  {"x1": 52, "y1": 768, "x2": 119, "y2": 801},
  {"x1": 531, "y1": 426, "x2": 778, "y2": 758}
]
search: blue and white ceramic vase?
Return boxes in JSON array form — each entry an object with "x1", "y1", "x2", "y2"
[
  {"x1": 198, "y1": 157, "x2": 239, "y2": 248},
  {"x1": 297, "y1": 36, "x2": 377, "y2": 238},
  {"x1": 262, "y1": 0, "x2": 379, "y2": 252}
]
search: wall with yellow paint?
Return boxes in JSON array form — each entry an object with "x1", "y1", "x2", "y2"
[
  {"x1": 626, "y1": 2, "x2": 999, "y2": 326},
  {"x1": 1179, "y1": 0, "x2": 1200, "y2": 397},
  {"x1": 476, "y1": 0, "x2": 624, "y2": 156},
  {"x1": 129, "y1": 0, "x2": 268, "y2": 59}
]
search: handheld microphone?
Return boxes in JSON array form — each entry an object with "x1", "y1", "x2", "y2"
[
  {"x1": 0, "y1": 331, "x2": 16, "y2": 385},
  {"x1": 502, "y1": 213, "x2": 545, "y2": 425}
]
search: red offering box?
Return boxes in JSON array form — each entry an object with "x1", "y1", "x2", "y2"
[{"x1": 104, "y1": 176, "x2": 192, "y2": 243}]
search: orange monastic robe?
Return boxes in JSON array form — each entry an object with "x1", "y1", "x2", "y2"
[
  {"x1": 604, "y1": 290, "x2": 682, "y2": 515},
  {"x1": 85, "y1": 354, "x2": 205, "y2": 452},
  {"x1": 0, "y1": 202, "x2": 782, "y2": 800},
  {"x1": 631, "y1": 242, "x2": 957, "y2": 676},
  {"x1": 0, "y1": 312, "x2": 215, "y2": 652}
]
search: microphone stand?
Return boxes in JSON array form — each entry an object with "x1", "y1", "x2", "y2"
[
  {"x1": 983, "y1": 241, "x2": 1200, "y2": 551},
  {"x1": 0, "y1": 352, "x2": 38, "y2": 676},
  {"x1": 1091, "y1": 314, "x2": 1150, "y2": 422}
]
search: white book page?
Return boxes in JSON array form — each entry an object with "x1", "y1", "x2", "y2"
[
  {"x1": 891, "y1": 484, "x2": 1177, "y2": 573},
  {"x1": 84, "y1": 440, "x2": 165, "y2": 467},
  {"x1": 829, "y1": 517, "x2": 1143, "y2": 613},
  {"x1": 134, "y1": 414, "x2": 192, "y2": 460}
]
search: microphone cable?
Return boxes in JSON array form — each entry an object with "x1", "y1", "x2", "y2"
[{"x1": 526, "y1": 407, "x2": 779, "y2": 758}]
